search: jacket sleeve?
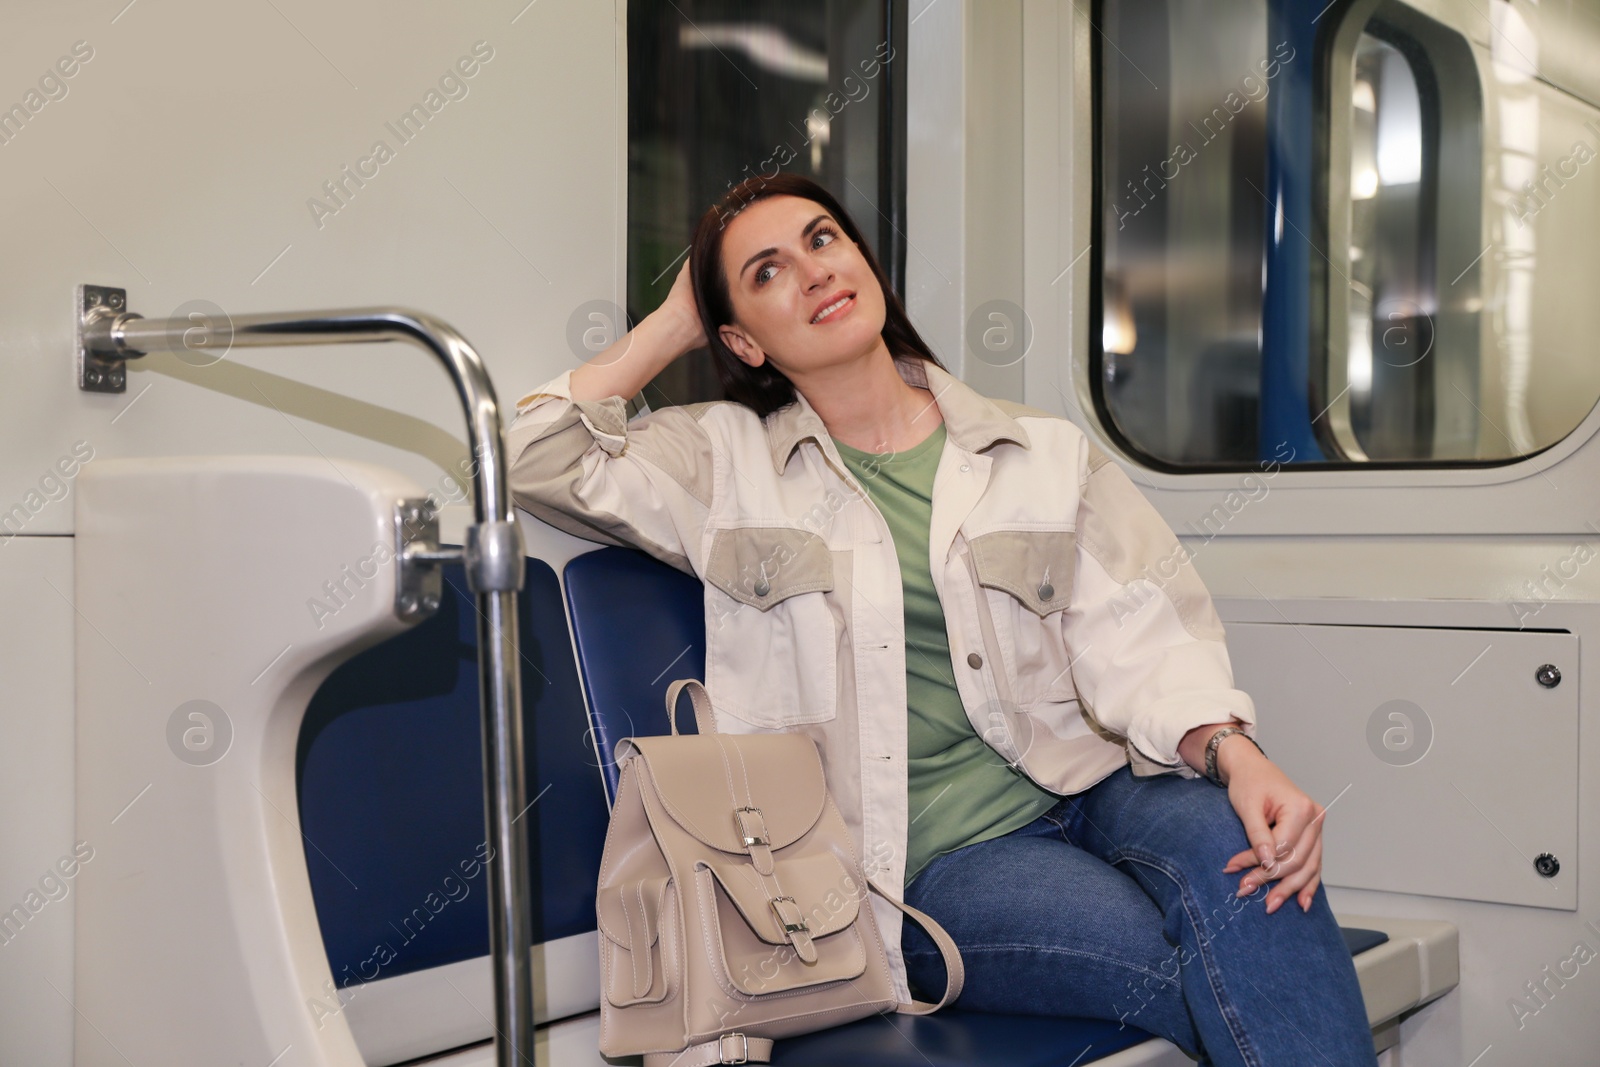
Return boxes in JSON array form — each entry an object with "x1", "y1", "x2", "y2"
[
  {"x1": 1062, "y1": 445, "x2": 1257, "y2": 778},
  {"x1": 505, "y1": 368, "x2": 715, "y2": 575}
]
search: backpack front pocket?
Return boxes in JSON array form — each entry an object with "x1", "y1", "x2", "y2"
[{"x1": 694, "y1": 851, "x2": 867, "y2": 998}]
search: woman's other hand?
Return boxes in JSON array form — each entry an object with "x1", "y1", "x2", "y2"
[{"x1": 1216, "y1": 738, "x2": 1327, "y2": 915}]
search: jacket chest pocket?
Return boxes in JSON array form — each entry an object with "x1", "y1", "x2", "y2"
[
  {"x1": 967, "y1": 528, "x2": 1079, "y2": 705},
  {"x1": 702, "y1": 525, "x2": 839, "y2": 728}
]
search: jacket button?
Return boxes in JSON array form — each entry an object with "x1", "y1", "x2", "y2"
[
  {"x1": 1038, "y1": 581, "x2": 1054, "y2": 600},
  {"x1": 967, "y1": 652, "x2": 983, "y2": 669},
  {"x1": 754, "y1": 579, "x2": 770, "y2": 596}
]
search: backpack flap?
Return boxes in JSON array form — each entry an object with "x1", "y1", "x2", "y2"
[{"x1": 627, "y1": 732, "x2": 828, "y2": 860}]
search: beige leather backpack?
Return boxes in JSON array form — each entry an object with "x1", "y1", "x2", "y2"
[{"x1": 595, "y1": 678, "x2": 965, "y2": 1066}]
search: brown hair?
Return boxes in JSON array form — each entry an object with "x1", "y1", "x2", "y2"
[{"x1": 688, "y1": 173, "x2": 945, "y2": 418}]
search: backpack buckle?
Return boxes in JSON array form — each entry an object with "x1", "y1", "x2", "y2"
[
  {"x1": 733, "y1": 806, "x2": 769, "y2": 848},
  {"x1": 768, "y1": 895, "x2": 809, "y2": 935},
  {"x1": 718, "y1": 1031, "x2": 749, "y2": 1064}
]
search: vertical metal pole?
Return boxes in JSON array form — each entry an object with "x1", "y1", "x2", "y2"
[{"x1": 478, "y1": 588, "x2": 533, "y2": 1067}]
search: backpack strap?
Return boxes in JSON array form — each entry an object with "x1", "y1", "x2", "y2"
[
  {"x1": 644, "y1": 1032, "x2": 775, "y2": 1066},
  {"x1": 665, "y1": 678, "x2": 718, "y2": 736},
  {"x1": 869, "y1": 877, "x2": 966, "y2": 1014}
]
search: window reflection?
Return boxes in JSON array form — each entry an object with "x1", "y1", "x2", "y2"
[
  {"x1": 1479, "y1": 0, "x2": 1600, "y2": 462},
  {"x1": 1098, "y1": 0, "x2": 1275, "y2": 466},
  {"x1": 1492, "y1": 2, "x2": 1541, "y2": 457},
  {"x1": 627, "y1": 2, "x2": 901, "y2": 409},
  {"x1": 1345, "y1": 32, "x2": 1435, "y2": 460}
]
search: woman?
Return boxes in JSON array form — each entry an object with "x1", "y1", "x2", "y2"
[{"x1": 507, "y1": 174, "x2": 1376, "y2": 1066}]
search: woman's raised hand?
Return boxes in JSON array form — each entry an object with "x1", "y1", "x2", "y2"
[
  {"x1": 570, "y1": 259, "x2": 707, "y2": 402},
  {"x1": 655, "y1": 258, "x2": 708, "y2": 357},
  {"x1": 1218, "y1": 744, "x2": 1328, "y2": 915}
]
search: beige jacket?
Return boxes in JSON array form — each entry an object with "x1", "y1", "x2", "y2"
[{"x1": 506, "y1": 355, "x2": 1257, "y2": 1004}]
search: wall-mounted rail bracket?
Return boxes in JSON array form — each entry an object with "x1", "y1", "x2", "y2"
[
  {"x1": 76, "y1": 284, "x2": 141, "y2": 393},
  {"x1": 395, "y1": 497, "x2": 454, "y2": 623}
]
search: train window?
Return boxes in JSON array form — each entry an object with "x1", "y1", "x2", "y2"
[
  {"x1": 1095, "y1": 0, "x2": 1273, "y2": 466},
  {"x1": 623, "y1": 1, "x2": 905, "y2": 410},
  {"x1": 1093, "y1": 0, "x2": 1599, "y2": 469}
]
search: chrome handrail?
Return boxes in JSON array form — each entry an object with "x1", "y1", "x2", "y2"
[{"x1": 76, "y1": 284, "x2": 535, "y2": 1067}]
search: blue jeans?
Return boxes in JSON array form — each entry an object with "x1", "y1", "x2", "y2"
[{"x1": 899, "y1": 766, "x2": 1377, "y2": 1067}]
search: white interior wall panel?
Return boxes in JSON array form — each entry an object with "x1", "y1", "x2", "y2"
[
  {"x1": 0, "y1": 0, "x2": 624, "y2": 536},
  {"x1": 0, "y1": 539, "x2": 76, "y2": 1067},
  {"x1": 1230, "y1": 621, "x2": 1578, "y2": 911},
  {"x1": 0, "y1": 4, "x2": 622, "y2": 1065}
]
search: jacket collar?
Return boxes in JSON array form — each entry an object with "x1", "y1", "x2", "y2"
[{"x1": 764, "y1": 356, "x2": 1031, "y2": 475}]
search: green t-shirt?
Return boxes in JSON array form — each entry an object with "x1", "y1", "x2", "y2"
[{"x1": 831, "y1": 422, "x2": 1060, "y2": 888}]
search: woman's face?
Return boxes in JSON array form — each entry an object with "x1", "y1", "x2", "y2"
[{"x1": 716, "y1": 195, "x2": 887, "y2": 376}]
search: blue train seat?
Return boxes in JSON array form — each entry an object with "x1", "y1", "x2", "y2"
[
  {"x1": 563, "y1": 546, "x2": 1389, "y2": 1066},
  {"x1": 292, "y1": 544, "x2": 1392, "y2": 1066},
  {"x1": 298, "y1": 559, "x2": 608, "y2": 985}
]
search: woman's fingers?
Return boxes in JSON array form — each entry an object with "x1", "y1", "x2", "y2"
[
  {"x1": 1235, "y1": 812, "x2": 1324, "y2": 897},
  {"x1": 1261, "y1": 794, "x2": 1320, "y2": 876},
  {"x1": 662, "y1": 260, "x2": 708, "y2": 349},
  {"x1": 1237, "y1": 849, "x2": 1285, "y2": 897},
  {"x1": 1244, "y1": 820, "x2": 1323, "y2": 913},
  {"x1": 1222, "y1": 760, "x2": 1331, "y2": 909},
  {"x1": 1267, "y1": 833, "x2": 1323, "y2": 915},
  {"x1": 1298, "y1": 844, "x2": 1324, "y2": 912},
  {"x1": 1233, "y1": 792, "x2": 1281, "y2": 874},
  {"x1": 1222, "y1": 847, "x2": 1257, "y2": 874}
]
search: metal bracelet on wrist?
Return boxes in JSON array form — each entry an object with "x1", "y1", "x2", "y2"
[{"x1": 1202, "y1": 725, "x2": 1264, "y2": 787}]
